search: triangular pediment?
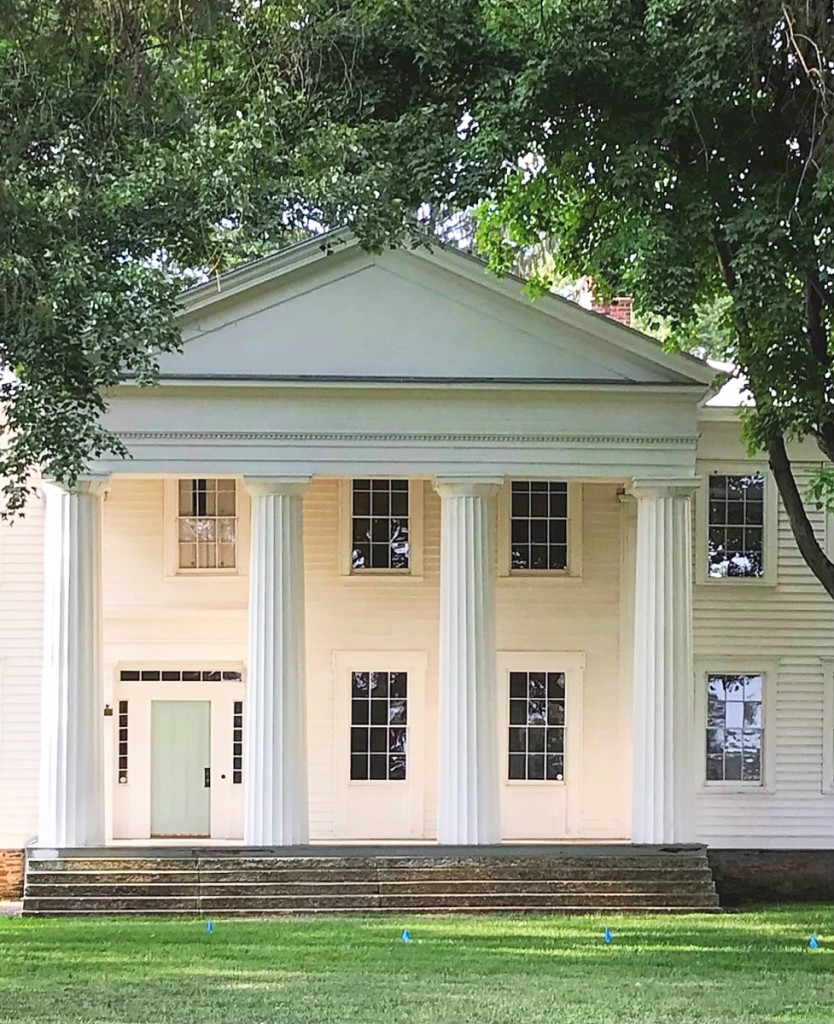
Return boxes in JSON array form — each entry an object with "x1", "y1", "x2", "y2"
[{"x1": 155, "y1": 235, "x2": 713, "y2": 388}]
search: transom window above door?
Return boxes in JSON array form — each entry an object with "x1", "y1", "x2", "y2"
[
  {"x1": 178, "y1": 478, "x2": 237, "y2": 570},
  {"x1": 350, "y1": 671, "x2": 407, "y2": 780},
  {"x1": 351, "y1": 479, "x2": 410, "y2": 571},
  {"x1": 510, "y1": 481, "x2": 569, "y2": 571}
]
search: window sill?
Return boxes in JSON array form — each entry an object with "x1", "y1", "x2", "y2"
[
  {"x1": 695, "y1": 577, "x2": 777, "y2": 589},
  {"x1": 698, "y1": 783, "x2": 774, "y2": 795},
  {"x1": 506, "y1": 779, "x2": 567, "y2": 788},
  {"x1": 341, "y1": 571, "x2": 425, "y2": 583},
  {"x1": 167, "y1": 569, "x2": 245, "y2": 579}
]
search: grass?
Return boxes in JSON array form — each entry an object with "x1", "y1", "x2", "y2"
[{"x1": 1, "y1": 907, "x2": 834, "y2": 1023}]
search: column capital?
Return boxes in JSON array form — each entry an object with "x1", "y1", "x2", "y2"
[
  {"x1": 243, "y1": 476, "x2": 311, "y2": 499},
  {"x1": 434, "y1": 477, "x2": 504, "y2": 500},
  {"x1": 41, "y1": 474, "x2": 110, "y2": 498},
  {"x1": 629, "y1": 477, "x2": 698, "y2": 500}
]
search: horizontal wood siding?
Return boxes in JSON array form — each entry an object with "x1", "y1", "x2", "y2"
[
  {"x1": 693, "y1": 458, "x2": 834, "y2": 847},
  {"x1": 0, "y1": 493, "x2": 44, "y2": 846}
]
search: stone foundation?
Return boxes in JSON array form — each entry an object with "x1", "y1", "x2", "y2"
[
  {"x1": 0, "y1": 850, "x2": 24, "y2": 900},
  {"x1": 708, "y1": 849, "x2": 834, "y2": 906}
]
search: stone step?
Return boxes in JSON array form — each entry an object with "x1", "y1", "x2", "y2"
[
  {"x1": 25, "y1": 865, "x2": 714, "y2": 885},
  {"x1": 24, "y1": 877, "x2": 715, "y2": 899},
  {"x1": 23, "y1": 848, "x2": 719, "y2": 917},
  {"x1": 24, "y1": 890, "x2": 719, "y2": 914}
]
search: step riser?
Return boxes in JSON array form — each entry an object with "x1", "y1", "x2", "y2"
[{"x1": 25, "y1": 880, "x2": 714, "y2": 898}]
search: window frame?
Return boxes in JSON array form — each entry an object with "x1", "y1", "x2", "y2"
[
  {"x1": 696, "y1": 463, "x2": 777, "y2": 586},
  {"x1": 694, "y1": 657, "x2": 777, "y2": 793},
  {"x1": 338, "y1": 478, "x2": 424, "y2": 578},
  {"x1": 163, "y1": 477, "x2": 250, "y2": 578},
  {"x1": 497, "y1": 481, "x2": 583, "y2": 579},
  {"x1": 333, "y1": 650, "x2": 427, "y2": 791},
  {"x1": 497, "y1": 650, "x2": 584, "y2": 837}
]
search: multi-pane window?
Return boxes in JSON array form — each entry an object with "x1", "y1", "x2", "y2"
[
  {"x1": 350, "y1": 671, "x2": 407, "y2": 780},
  {"x1": 232, "y1": 701, "x2": 243, "y2": 784},
  {"x1": 706, "y1": 673, "x2": 763, "y2": 783},
  {"x1": 511, "y1": 482, "x2": 568, "y2": 571},
  {"x1": 119, "y1": 669, "x2": 242, "y2": 682},
  {"x1": 117, "y1": 700, "x2": 128, "y2": 785},
  {"x1": 707, "y1": 474, "x2": 765, "y2": 578},
  {"x1": 178, "y1": 478, "x2": 237, "y2": 570},
  {"x1": 508, "y1": 671, "x2": 566, "y2": 781},
  {"x1": 351, "y1": 480, "x2": 409, "y2": 570}
]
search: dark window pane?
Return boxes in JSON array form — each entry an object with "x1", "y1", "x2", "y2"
[
  {"x1": 390, "y1": 673, "x2": 407, "y2": 698},
  {"x1": 742, "y1": 749, "x2": 761, "y2": 782},
  {"x1": 182, "y1": 671, "x2": 201, "y2": 682},
  {"x1": 391, "y1": 492, "x2": 408, "y2": 517},
  {"x1": 120, "y1": 670, "x2": 140, "y2": 681},
  {"x1": 370, "y1": 700, "x2": 388, "y2": 725},
  {"x1": 351, "y1": 754, "x2": 369, "y2": 780},
  {"x1": 389, "y1": 699, "x2": 407, "y2": 724},
  {"x1": 161, "y1": 671, "x2": 180, "y2": 681},
  {"x1": 141, "y1": 671, "x2": 160, "y2": 681},
  {"x1": 351, "y1": 699, "x2": 369, "y2": 726},
  {"x1": 547, "y1": 673, "x2": 566, "y2": 699},
  {"x1": 350, "y1": 727, "x2": 368, "y2": 754},
  {"x1": 724, "y1": 752, "x2": 742, "y2": 781},
  {"x1": 352, "y1": 673, "x2": 369, "y2": 697},
  {"x1": 389, "y1": 756, "x2": 406, "y2": 781},
  {"x1": 509, "y1": 727, "x2": 526, "y2": 753},
  {"x1": 510, "y1": 699, "x2": 527, "y2": 725},
  {"x1": 510, "y1": 673, "x2": 527, "y2": 698},
  {"x1": 527, "y1": 754, "x2": 545, "y2": 780},
  {"x1": 530, "y1": 492, "x2": 548, "y2": 517},
  {"x1": 509, "y1": 753, "x2": 526, "y2": 779},
  {"x1": 528, "y1": 673, "x2": 546, "y2": 698},
  {"x1": 546, "y1": 729, "x2": 564, "y2": 754},
  {"x1": 370, "y1": 727, "x2": 387, "y2": 752},
  {"x1": 546, "y1": 754, "x2": 565, "y2": 781},
  {"x1": 389, "y1": 728, "x2": 407, "y2": 754},
  {"x1": 369, "y1": 754, "x2": 387, "y2": 780},
  {"x1": 528, "y1": 728, "x2": 545, "y2": 753},
  {"x1": 706, "y1": 754, "x2": 724, "y2": 781},
  {"x1": 370, "y1": 672, "x2": 388, "y2": 697}
]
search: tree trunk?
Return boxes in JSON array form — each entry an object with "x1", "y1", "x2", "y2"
[{"x1": 768, "y1": 434, "x2": 834, "y2": 600}]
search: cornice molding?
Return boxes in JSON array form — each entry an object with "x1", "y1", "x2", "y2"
[{"x1": 115, "y1": 430, "x2": 698, "y2": 448}]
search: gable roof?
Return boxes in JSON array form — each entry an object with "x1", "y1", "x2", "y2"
[{"x1": 153, "y1": 231, "x2": 715, "y2": 390}]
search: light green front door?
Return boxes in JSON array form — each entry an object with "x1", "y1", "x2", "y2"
[{"x1": 151, "y1": 701, "x2": 211, "y2": 837}]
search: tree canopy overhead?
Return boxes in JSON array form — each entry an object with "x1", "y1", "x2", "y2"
[{"x1": 3, "y1": 0, "x2": 834, "y2": 598}]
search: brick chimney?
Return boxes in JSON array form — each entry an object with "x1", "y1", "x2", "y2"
[{"x1": 574, "y1": 276, "x2": 633, "y2": 326}]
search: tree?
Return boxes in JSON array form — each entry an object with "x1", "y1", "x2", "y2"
[
  {"x1": 0, "y1": 0, "x2": 318, "y2": 512},
  {"x1": 277, "y1": 0, "x2": 834, "y2": 597}
]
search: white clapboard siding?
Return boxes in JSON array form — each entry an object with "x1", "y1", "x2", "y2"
[
  {"x1": 0, "y1": 492, "x2": 45, "y2": 846},
  {"x1": 693, "y1": 461, "x2": 834, "y2": 846}
]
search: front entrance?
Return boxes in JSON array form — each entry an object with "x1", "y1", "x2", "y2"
[{"x1": 151, "y1": 700, "x2": 211, "y2": 837}]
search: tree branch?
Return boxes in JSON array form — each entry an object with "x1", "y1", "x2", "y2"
[
  {"x1": 805, "y1": 275, "x2": 831, "y2": 365},
  {"x1": 768, "y1": 434, "x2": 834, "y2": 599}
]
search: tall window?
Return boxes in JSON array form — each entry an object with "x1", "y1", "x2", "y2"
[
  {"x1": 706, "y1": 673, "x2": 763, "y2": 783},
  {"x1": 707, "y1": 474, "x2": 765, "y2": 578},
  {"x1": 511, "y1": 482, "x2": 568, "y2": 570},
  {"x1": 178, "y1": 478, "x2": 237, "y2": 570},
  {"x1": 508, "y1": 671, "x2": 566, "y2": 781},
  {"x1": 350, "y1": 671, "x2": 407, "y2": 780},
  {"x1": 351, "y1": 479, "x2": 409, "y2": 570}
]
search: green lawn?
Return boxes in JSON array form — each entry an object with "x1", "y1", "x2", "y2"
[{"x1": 1, "y1": 908, "x2": 833, "y2": 1023}]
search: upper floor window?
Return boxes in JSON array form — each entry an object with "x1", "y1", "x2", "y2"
[
  {"x1": 178, "y1": 478, "x2": 237, "y2": 570},
  {"x1": 351, "y1": 479, "x2": 409, "y2": 571},
  {"x1": 707, "y1": 473, "x2": 765, "y2": 579},
  {"x1": 511, "y1": 481, "x2": 568, "y2": 571}
]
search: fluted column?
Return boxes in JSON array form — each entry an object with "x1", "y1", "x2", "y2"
[
  {"x1": 435, "y1": 479, "x2": 502, "y2": 845},
  {"x1": 244, "y1": 477, "x2": 309, "y2": 846},
  {"x1": 38, "y1": 478, "x2": 108, "y2": 848},
  {"x1": 631, "y1": 480, "x2": 695, "y2": 845}
]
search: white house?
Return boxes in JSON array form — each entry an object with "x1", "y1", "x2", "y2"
[{"x1": 1, "y1": 232, "x2": 833, "y2": 901}]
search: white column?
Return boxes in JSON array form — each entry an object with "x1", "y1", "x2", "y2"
[
  {"x1": 631, "y1": 481, "x2": 695, "y2": 845},
  {"x1": 435, "y1": 479, "x2": 502, "y2": 845},
  {"x1": 244, "y1": 478, "x2": 309, "y2": 846},
  {"x1": 38, "y1": 478, "x2": 107, "y2": 849}
]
